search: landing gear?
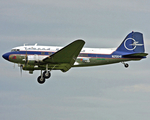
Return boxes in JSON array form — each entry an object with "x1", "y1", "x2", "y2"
[
  {"x1": 37, "y1": 71, "x2": 51, "y2": 84},
  {"x1": 121, "y1": 62, "x2": 129, "y2": 68},
  {"x1": 43, "y1": 64, "x2": 51, "y2": 79},
  {"x1": 37, "y1": 64, "x2": 51, "y2": 84},
  {"x1": 37, "y1": 70, "x2": 46, "y2": 84}
]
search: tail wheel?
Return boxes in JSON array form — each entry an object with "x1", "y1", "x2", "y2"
[
  {"x1": 37, "y1": 76, "x2": 45, "y2": 84},
  {"x1": 124, "y1": 63, "x2": 129, "y2": 68},
  {"x1": 121, "y1": 62, "x2": 129, "y2": 68},
  {"x1": 43, "y1": 71, "x2": 51, "y2": 79}
]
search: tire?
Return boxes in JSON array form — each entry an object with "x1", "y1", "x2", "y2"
[
  {"x1": 43, "y1": 71, "x2": 51, "y2": 79},
  {"x1": 125, "y1": 63, "x2": 129, "y2": 68},
  {"x1": 37, "y1": 76, "x2": 45, "y2": 84}
]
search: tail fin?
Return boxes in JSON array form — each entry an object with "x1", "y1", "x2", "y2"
[{"x1": 116, "y1": 32, "x2": 145, "y2": 53}]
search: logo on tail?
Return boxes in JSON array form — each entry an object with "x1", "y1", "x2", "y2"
[{"x1": 124, "y1": 38, "x2": 143, "y2": 51}]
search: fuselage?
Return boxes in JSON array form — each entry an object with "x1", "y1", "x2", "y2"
[{"x1": 2, "y1": 44, "x2": 142, "y2": 71}]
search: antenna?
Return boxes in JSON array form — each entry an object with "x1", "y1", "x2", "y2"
[{"x1": 24, "y1": 43, "x2": 28, "y2": 46}]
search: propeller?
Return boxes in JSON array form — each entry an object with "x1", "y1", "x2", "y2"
[
  {"x1": 20, "y1": 64, "x2": 23, "y2": 76},
  {"x1": 13, "y1": 63, "x2": 15, "y2": 68},
  {"x1": 25, "y1": 50, "x2": 28, "y2": 66}
]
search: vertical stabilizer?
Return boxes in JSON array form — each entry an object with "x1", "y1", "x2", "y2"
[{"x1": 116, "y1": 32, "x2": 145, "y2": 53}]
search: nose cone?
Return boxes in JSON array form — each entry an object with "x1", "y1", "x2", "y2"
[{"x1": 2, "y1": 53, "x2": 9, "y2": 61}]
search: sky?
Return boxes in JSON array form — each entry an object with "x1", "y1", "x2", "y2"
[{"x1": 0, "y1": 0, "x2": 150, "y2": 120}]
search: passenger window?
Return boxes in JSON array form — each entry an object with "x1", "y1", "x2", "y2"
[
  {"x1": 49, "y1": 52, "x2": 53, "y2": 55},
  {"x1": 41, "y1": 52, "x2": 45, "y2": 55},
  {"x1": 11, "y1": 49, "x2": 18, "y2": 52},
  {"x1": 79, "y1": 54, "x2": 82, "y2": 57},
  {"x1": 84, "y1": 54, "x2": 88, "y2": 57}
]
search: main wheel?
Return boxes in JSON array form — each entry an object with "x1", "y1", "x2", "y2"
[
  {"x1": 37, "y1": 76, "x2": 45, "y2": 84},
  {"x1": 43, "y1": 71, "x2": 51, "y2": 79},
  {"x1": 124, "y1": 63, "x2": 129, "y2": 68}
]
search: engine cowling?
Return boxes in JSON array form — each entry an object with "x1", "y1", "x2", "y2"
[{"x1": 23, "y1": 65, "x2": 34, "y2": 70}]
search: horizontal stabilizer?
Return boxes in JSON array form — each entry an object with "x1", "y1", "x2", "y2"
[{"x1": 123, "y1": 53, "x2": 148, "y2": 57}]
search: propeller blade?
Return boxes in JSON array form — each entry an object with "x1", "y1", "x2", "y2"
[
  {"x1": 20, "y1": 64, "x2": 23, "y2": 76},
  {"x1": 25, "y1": 50, "x2": 28, "y2": 66}
]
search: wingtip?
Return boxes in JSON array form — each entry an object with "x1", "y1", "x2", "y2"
[{"x1": 75, "y1": 39, "x2": 85, "y2": 44}]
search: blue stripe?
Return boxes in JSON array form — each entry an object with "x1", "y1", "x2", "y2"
[
  {"x1": 4, "y1": 50, "x2": 145, "y2": 60},
  {"x1": 11, "y1": 51, "x2": 55, "y2": 56},
  {"x1": 11, "y1": 51, "x2": 113, "y2": 58}
]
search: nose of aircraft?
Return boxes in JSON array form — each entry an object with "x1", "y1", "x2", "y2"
[{"x1": 2, "y1": 53, "x2": 9, "y2": 61}]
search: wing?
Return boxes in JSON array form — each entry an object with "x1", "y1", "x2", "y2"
[{"x1": 42, "y1": 39, "x2": 85, "y2": 72}]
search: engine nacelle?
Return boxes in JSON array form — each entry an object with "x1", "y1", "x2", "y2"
[
  {"x1": 23, "y1": 65, "x2": 34, "y2": 70},
  {"x1": 23, "y1": 64, "x2": 45, "y2": 71},
  {"x1": 27, "y1": 60, "x2": 37, "y2": 65},
  {"x1": 25, "y1": 55, "x2": 47, "y2": 65}
]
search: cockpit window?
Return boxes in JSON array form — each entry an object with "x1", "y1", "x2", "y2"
[{"x1": 11, "y1": 49, "x2": 20, "y2": 52}]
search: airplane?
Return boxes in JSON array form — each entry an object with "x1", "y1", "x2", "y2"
[{"x1": 2, "y1": 31, "x2": 148, "y2": 84}]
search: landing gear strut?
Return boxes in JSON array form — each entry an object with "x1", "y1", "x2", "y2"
[{"x1": 43, "y1": 64, "x2": 51, "y2": 79}]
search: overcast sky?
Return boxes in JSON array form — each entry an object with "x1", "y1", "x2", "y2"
[{"x1": 0, "y1": 0, "x2": 150, "y2": 120}]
